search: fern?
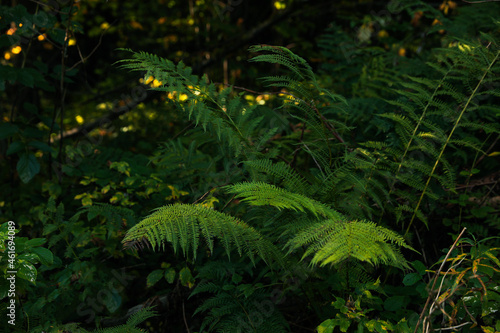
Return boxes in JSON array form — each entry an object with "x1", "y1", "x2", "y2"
[
  {"x1": 190, "y1": 260, "x2": 289, "y2": 333},
  {"x1": 224, "y1": 182, "x2": 340, "y2": 220},
  {"x1": 406, "y1": 45, "x2": 500, "y2": 232},
  {"x1": 326, "y1": 34, "x2": 500, "y2": 231},
  {"x1": 122, "y1": 203, "x2": 284, "y2": 266},
  {"x1": 286, "y1": 219, "x2": 410, "y2": 269},
  {"x1": 243, "y1": 159, "x2": 311, "y2": 196},
  {"x1": 192, "y1": 281, "x2": 288, "y2": 333},
  {"x1": 78, "y1": 307, "x2": 157, "y2": 333},
  {"x1": 118, "y1": 43, "x2": 439, "y2": 332},
  {"x1": 116, "y1": 49, "x2": 266, "y2": 158}
]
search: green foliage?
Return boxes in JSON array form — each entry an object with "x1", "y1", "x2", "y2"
[
  {"x1": 418, "y1": 233, "x2": 500, "y2": 332},
  {"x1": 190, "y1": 260, "x2": 289, "y2": 333},
  {"x1": 1, "y1": 0, "x2": 499, "y2": 331},
  {"x1": 118, "y1": 43, "x2": 418, "y2": 331},
  {"x1": 0, "y1": 221, "x2": 54, "y2": 294},
  {"x1": 117, "y1": 8, "x2": 499, "y2": 330},
  {"x1": 122, "y1": 203, "x2": 284, "y2": 266},
  {"x1": 116, "y1": 49, "x2": 269, "y2": 158},
  {"x1": 287, "y1": 219, "x2": 410, "y2": 269},
  {"x1": 80, "y1": 307, "x2": 157, "y2": 333}
]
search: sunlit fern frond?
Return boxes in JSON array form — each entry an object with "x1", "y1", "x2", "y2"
[
  {"x1": 122, "y1": 203, "x2": 284, "y2": 267},
  {"x1": 286, "y1": 219, "x2": 412, "y2": 269},
  {"x1": 224, "y1": 182, "x2": 341, "y2": 220}
]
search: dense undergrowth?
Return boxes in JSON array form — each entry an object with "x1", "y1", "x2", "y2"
[{"x1": 1, "y1": 1, "x2": 499, "y2": 332}]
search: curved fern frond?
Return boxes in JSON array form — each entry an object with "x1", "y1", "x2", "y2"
[
  {"x1": 287, "y1": 220, "x2": 412, "y2": 269},
  {"x1": 249, "y1": 45, "x2": 314, "y2": 82},
  {"x1": 224, "y1": 182, "x2": 341, "y2": 220},
  {"x1": 122, "y1": 203, "x2": 284, "y2": 266}
]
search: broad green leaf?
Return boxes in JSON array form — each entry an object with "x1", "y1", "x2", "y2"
[
  {"x1": 411, "y1": 260, "x2": 427, "y2": 275},
  {"x1": 317, "y1": 319, "x2": 335, "y2": 333},
  {"x1": 47, "y1": 289, "x2": 60, "y2": 302},
  {"x1": 179, "y1": 267, "x2": 194, "y2": 288},
  {"x1": 384, "y1": 295, "x2": 406, "y2": 311},
  {"x1": 17, "y1": 69, "x2": 34, "y2": 88},
  {"x1": 48, "y1": 28, "x2": 66, "y2": 45},
  {"x1": 25, "y1": 238, "x2": 46, "y2": 247},
  {"x1": 146, "y1": 269, "x2": 164, "y2": 288},
  {"x1": 0, "y1": 123, "x2": 19, "y2": 139},
  {"x1": 231, "y1": 273, "x2": 243, "y2": 284},
  {"x1": 403, "y1": 272, "x2": 421, "y2": 286},
  {"x1": 17, "y1": 153, "x2": 40, "y2": 183},
  {"x1": 28, "y1": 140, "x2": 54, "y2": 153},
  {"x1": 164, "y1": 268, "x2": 176, "y2": 284},
  {"x1": 82, "y1": 196, "x2": 92, "y2": 206},
  {"x1": 6, "y1": 141, "x2": 24, "y2": 155},
  {"x1": 339, "y1": 318, "x2": 351, "y2": 332},
  {"x1": 17, "y1": 253, "x2": 39, "y2": 263},
  {"x1": 17, "y1": 261, "x2": 37, "y2": 284},
  {"x1": 31, "y1": 247, "x2": 54, "y2": 266},
  {"x1": 104, "y1": 291, "x2": 122, "y2": 313}
]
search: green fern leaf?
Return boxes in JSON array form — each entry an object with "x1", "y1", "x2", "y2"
[
  {"x1": 287, "y1": 220, "x2": 411, "y2": 269},
  {"x1": 122, "y1": 203, "x2": 284, "y2": 266},
  {"x1": 224, "y1": 182, "x2": 340, "y2": 219}
]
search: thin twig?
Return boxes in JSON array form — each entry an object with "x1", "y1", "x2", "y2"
[
  {"x1": 182, "y1": 301, "x2": 191, "y2": 333},
  {"x1": 414, "y1": 227, "x2": 467, "y2": 333},
  {"x1": 462, "y1": 0, "x2": 500, "y2": 3},
  {"x1": 433, "y1": 322, "x2": 472, "y2": 331},
  {"x1": 67, "y1": 21, "x2": 113, "y2": 71},
  {"x1": 57, "y1": 0, "x2": 75, "y2": 180},
  {"x1": 220, "y1": 194, "x2": 236, "y2": 212},
  {"x1": 28, "y1": 0, "x2": 67, "y2": 13},
  {"x1": 302, "y1": 143, "x2": 324, "y2": 176}
]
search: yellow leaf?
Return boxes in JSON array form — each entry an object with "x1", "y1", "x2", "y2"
[{"x1": 130, "y1": 21, "x2": 143, "y2": 30}]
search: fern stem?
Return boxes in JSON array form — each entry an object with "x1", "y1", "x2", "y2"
[
  {"x1": 405, "y1": 50, "x2": 500, "y2": 235},
  {"x1": 396, "y1": 71, "x2": 451, "y2": 176},
  {"x1": 378, "y1": 70, "x2": 452, "y2": 226}
]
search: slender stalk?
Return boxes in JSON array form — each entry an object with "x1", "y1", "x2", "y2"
[{"x1": 414, "y1": 227, "x2": 467, "y2": 333}]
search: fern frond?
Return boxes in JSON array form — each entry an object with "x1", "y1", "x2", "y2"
[
  {"x1": 117, "y1": 49, "x2": 266, "y2": 157},
  {"x1": 249, "y1": 45, "x2": 314, "y2": 82},
  {"x1": 287, "y1": 220, "x2": 411, "y2": 269},
  {"x1": 224, "y1": 182, "x2": 340, "y2": 219},
  {"x1": 122, "y1": 203, "x2": 284, "y2": 266}
]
